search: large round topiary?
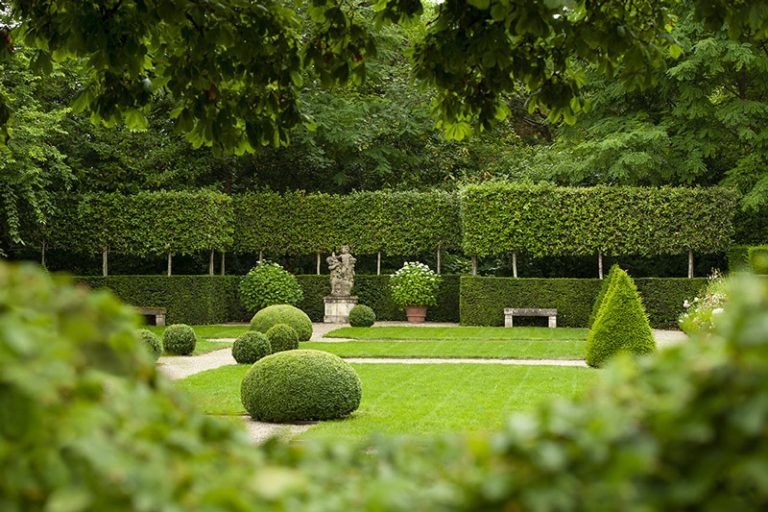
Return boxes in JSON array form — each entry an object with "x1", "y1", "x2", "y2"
[
  {"x1": 162, "y1": 324, "x2": 196, "y2": 355},
  {"x1": 232, "y1": 331, "x2": 271, "y2": 364},
  {"x1": 240, "y1": 349, "x2": 362, "y2": 423},
  {"x1": 348, "y1": 304, "x2": 376, "y2": 327},
  {"x1": 250, "y1": 304, "x2": 313, "y2": 341},
  {"x1": 239, "y1": 262, "x2": 304, "y2": 314},
  {"x1": 137, "y1": 328, "x2": 162, "y2": 360},
  {"x1": 266, "y1": 323, "x2": 299, "y2": 353}
]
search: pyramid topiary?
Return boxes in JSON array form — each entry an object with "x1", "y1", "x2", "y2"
[
  {"x1": 586, "y1": 267, "x2": 655, "y2": 367},
  {"x1": 588, "y1": 264, "x2": 621, "y2": 328}
]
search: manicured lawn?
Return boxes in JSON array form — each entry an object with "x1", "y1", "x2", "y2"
[
  {"x1": 324, "y1": 326, "x2": 588, "y2": 341},
  {"x1": 175, "y1": 363, "x2": 596, "y2": 437},
  {"x1": 189, "y1": 339, "x2": 233, "y2": 355},
  {"x1": 146, "y1": 325, "x2": 249, "y2": 339},
  {"x1": 303, "y1": 340, "x2": 585, "y2": 359}
]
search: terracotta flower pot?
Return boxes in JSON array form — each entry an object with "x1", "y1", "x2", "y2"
[{"x1": 405, "y1": 305, "x2": 427, "y2": 323}]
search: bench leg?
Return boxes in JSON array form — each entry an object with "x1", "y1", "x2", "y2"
[
  {"x1": 156, "y1": 314, "x2": 166, "y2": 327},
  {"x1": 548, "y1": 316, "x2": 556, "y2": 328},
  {"x1": 505, "y1": 315, "x2": 513, "y2": 327}
]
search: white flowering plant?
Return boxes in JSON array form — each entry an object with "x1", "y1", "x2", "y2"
[
  {"x1": 679, "y1": 269, "x2": 728, "y2": 335},
  {"x1": 389, "y1": 262, "x2": 441, "y2": 308}
]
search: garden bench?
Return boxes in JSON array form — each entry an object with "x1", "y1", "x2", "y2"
[
  {"x1": 504, "y1": 308, "x2": 557, "y2": 328},
  {"x1": 136, "y1": 306, "x2": 167, "y2": 326}
]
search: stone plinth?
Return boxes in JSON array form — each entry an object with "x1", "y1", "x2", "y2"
[{"x1": 324, "y1": 296, "x2": 358, "y2": 323}]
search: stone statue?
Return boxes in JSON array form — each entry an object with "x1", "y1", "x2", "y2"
[{"x1": 327, "y1": 245, "x2": 356, "y2": 297}]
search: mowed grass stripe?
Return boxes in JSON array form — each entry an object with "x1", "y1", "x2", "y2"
[
  {"x1": 324, "y1": 326, "x2": 588, "y2": 341},
  {"x1": 303, "y1": 340, "x2": 586, "y2": 359},
  {"x1": 146, "y1": 325, "x2": 249, "y2": 339},
  {"x1": 175, "y1": 363, "x2": 597, "y2": 437}
]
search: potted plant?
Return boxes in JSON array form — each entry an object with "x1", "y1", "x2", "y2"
[{"x1": 389, "y1": 262, "x2": 441, "y2": 323}]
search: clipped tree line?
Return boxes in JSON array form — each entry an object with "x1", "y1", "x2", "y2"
[
  {"x1": 14, "y1": 185, "x2": 739, "y2": 277},
  {"x1": 460, "y1": 183, "x2": 738, "y2": 277}
]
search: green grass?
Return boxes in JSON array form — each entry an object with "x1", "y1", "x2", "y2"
[
  {"x1": 303, "y1": 340, "x2": 585, "y2": 359},
  {"x1": 188, "y1": 339, "x2": 233, "y2": 355},
  {"x1": 325, "y1": 326, "x2": 588, "y2": 341},
  {"x1": 146, "y1": 324, "x2": 249, "y2": 339},
  {"x1": 175, "y1": 363, "x2": 596, "y2": 438}
]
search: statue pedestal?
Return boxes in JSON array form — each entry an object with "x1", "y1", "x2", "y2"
[{"x1": 324, "y1": 296, "x2": 358, "y2": 323}]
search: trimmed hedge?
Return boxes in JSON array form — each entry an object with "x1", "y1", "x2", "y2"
[
  {"x1": 250, "y1": 304, "x2": 313, "y2": 342},
  {"x1": 240, "y1": 349, "x2": 362, "y2": 423},
  {"x1": 349, "y1": 304, "x2": 376, "y2": 327},
  {"x1": 162, "y1": 324, "x2": 196, "y2": 355},
  {"x1": 460, "y1": 183, "x2": 737, "y2": 257},
  {"x1": 728, "y1": 245, "x2": 768, "y2": 274},
  {"x1": 461, "y1": 276, "x2": 708, "y2": 328},
  {"x1": 588, "y1": 265, "x2": 620, "y2": 328},
  {"x1": 77, "y1": 275, "x2": 247, "y2": 325},
  {"x1": 232, "y1": 331, "x2": 271, "y2": 364},
  {"x1": 266, "y1": 323, "x2": 300, "y2": 353},
  {"x1": 136, "y1": 328, "x2": 162, "y2": 360}
]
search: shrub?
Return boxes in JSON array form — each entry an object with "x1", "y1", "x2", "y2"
[
  {"x1": 586, "y1": 267, "x2": 655, "y2": 367},
  {"x1": 162, "y1": 324, "x2": 196, "y2": 355},
  {"x1": 390, "y1": 262, "x2": 441, "y2": 308},
  {"x1": 679, "y1": 270, "x2": 728, "y2": 335},
  {"x1": 137, "y1": 328, "x2": 162, "y2": 360},
  {"x1": 232, "y1": 331, "x2": 271, "y2": 364},
  {"x1": 349, "y1": 304, "x2": 376, "y2": 327},
  {"x1": 587, "y1": 265, "x2": 621, "y2": 328},
  {"x1": 240, "y1": 349, "x2": 362, "y2": 422},
  {"x1": 266, "y1": 323, "x2": 299, "y2": 353},
  {"x1": 250, "y1": 304, "x2": 313, "y2": 341},
  {"x1": 239, "y1": 261, "x2": 304, "y2": 314}
]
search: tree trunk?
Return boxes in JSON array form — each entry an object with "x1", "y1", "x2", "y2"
[
  {"x1": 102, "y1": 247, "x2": 108, "y2": 277},
  {"x1": 220, "y1": 251, "x2": 226, "y2": 275},
  {"x1": 41, "y1": 240, "x2": 46, "y2": 267},
  {"x1": 377, "y1": 252, "x2": 381, "y2": 275},
  {"x1": 209, "y1": 249, "x2": 214, "y2": 275},
  {"x1": 258, "y1": 251, "x2": 263, "y2": 264},
  {"x1": 436, "y1": 246, "x2": 442, "y2": 275},
  {"x1": 316, "y1": 252, "x2": 321, "y2": 275},
  {"x1": 471, "y1": 255, "x2": 478, "y2": 276},
  {"x1": 688, "y1": 250, "x2": 694, "y2": 278},
  {"x1": 598, "y1": 252, "x2": 604, "y2": 280},
  {"x1": 167, "y1": 253, "x2": 172, "y2": 276},
  {"x1": 512, "y1": 251, "x2": 518, "y2": 278}
]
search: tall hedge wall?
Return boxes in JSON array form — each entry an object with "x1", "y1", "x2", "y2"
[
  {"x1": 233, "y1": 190, "x2": 461, "y2": 255},
  {"x1": 460, "y1": 183, "x2": 737, "y2": 257},
  {"x1": 728, "y1": 245, "x2": 768, "y2": 274},
  {"x1": 460, "y1": 276, "x2": 708, "y2": 328},
  {"x1": 78, "y1": 274, "x2": 461, "y2": 324}
]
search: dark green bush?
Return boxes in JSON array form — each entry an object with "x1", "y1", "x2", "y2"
[
  {"x1": 586, "y1": 267, "x2": 656, "y2": 367},
  {"x1": 162, "y1": 324, "x2": 196, "y2": 355},
  {"x1": 266, "y1": 323, "x2": 299, "y2": 353},
  {"x1": 728, "y1": 245, "x2": 768, "y2": 274},
  {"x1": 232, "y1": 331, "x2": 271, "y2": 364},
  {"x1": 250, "y1": 304, "x2": 313, "y2": 341},
  {"x1": 349, "y1": 304, "x2": 376, "y2": 327},
  {"x1": 137, "y1": 328, "x2": 162, "y2": 360},
  {"x1": 588, "y1": 265, "x2": 621, "y2": 328},
  {"x1": 239, "y1": 261, "x2": 304, "y2": 314},
  {"x1": 461, "y1": 276, "x2": 706, "y2": 328},
  {"x1": 240, "y1": 349, "x2": 362, "y2": 422}
]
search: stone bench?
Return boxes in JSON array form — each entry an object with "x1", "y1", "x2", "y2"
[
  {"x1": 504, "y1": 308, "x2": 557, "y2": 328},
  {"x1": 136, "y1": 306, "x2": 167, "y2": 326}
]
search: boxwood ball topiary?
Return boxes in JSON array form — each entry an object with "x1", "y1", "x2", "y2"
[
  {"x1": 348, "y1": 304, "x2": 376, "y2": 327},
  {"x1": 240, "y1": 349, "x2": 362, "y2": 423},
  {"x1": 266, "y1": 323, "x2": 299, "y2": 353},
  {"x1": 232, "y1": 331, "x2": 271, "y2": 364},
  {"x1": 162, "y1": 324, "x2": 196, "y2": 355},
  {"x1": 250, "y1": 304, "x2": 313, "y2": 341},
  {"x1": 137, "y1": 328, "x2": 162, "y2": 360}
]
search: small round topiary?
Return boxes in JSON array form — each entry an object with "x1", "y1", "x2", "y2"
[
  {"x1": 137, "y1": 329, "x2": 162, "y2": 360},
  {"x1": 232, "y1": 331, "x2": 271, "y2": 364},
  {"x1": 250, "y1": 304, "x2": 313, "y2": 341},
  {"x1": 162, "y1": 324, "x2": 196, "y2": 355},
  {"x1": 240, "y1": 349, "x2": 362, "y2": 423},
  {"x1": 348, "y1": 304, "x2": 376, "y2": 327},
  {"x1": 239, "y1": 261, "x2": 304, "y2": 314},
  {"x1": 265, "y1": 323, "x2": 299, "y2": 353}
]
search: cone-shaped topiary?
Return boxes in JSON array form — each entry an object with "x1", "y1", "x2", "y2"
[
  {"x1": 241, "y1": 349, "x2": 362, "y2": 423},
  {"x1": 232, "y1": 331, "x2": 271, "y2": 364},
  {"x1": 137, "y1": 328, "x2": 162, "y2": 360},
  {"x1": 266, "y1": 323, "x2": 299, "y2": 353},
  {"x1": 588, "y1": 264, "x2": 622, "y2": 328},
  {"x1": 586, "y1": 267, "x2": 655, "y2": 367},
  {"x1": 348, "y1": 304, "x2": 376, "y2": 327},
  {"x1": 162, "y1": 324, "x2": 196, "y2": 355},
  {"x1": 250, "y1": 304, "x2": 313, "y2": 341}
]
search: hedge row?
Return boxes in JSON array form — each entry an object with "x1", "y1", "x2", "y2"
[
  {"x1": 460, "y1": 276, "x2": 708, "y2": 328},
  {"x1": 728, "y1": 245, "x2": 768, "y2": 274},
  {"x1": 78, "y1": 274, "x2": 461, "y2": 324},
  {"x1": 233, "y1": 190, "x2": 461, "y2": 254},
  {"x1": 461, "y1": 183, "x2": 737, "y2": 257}
]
